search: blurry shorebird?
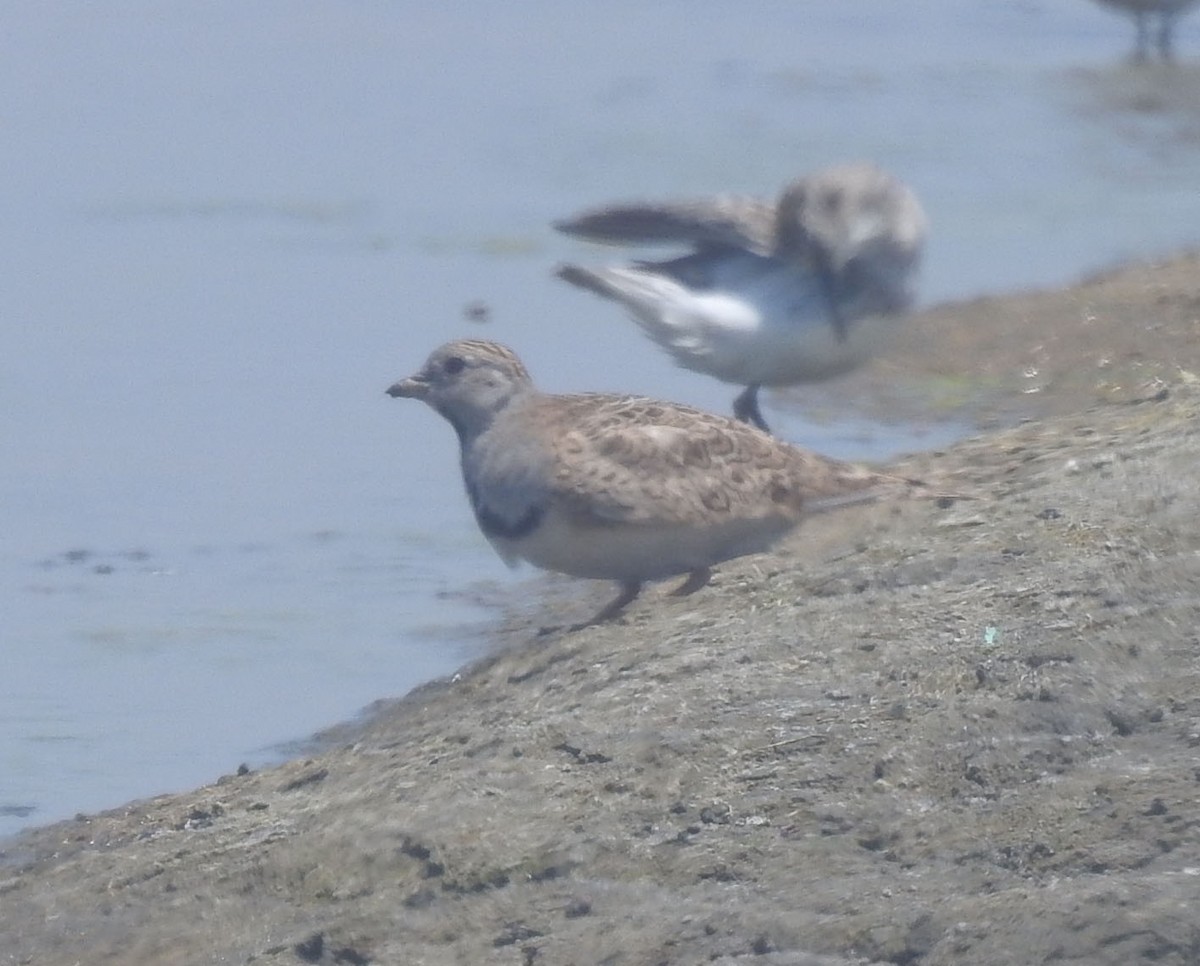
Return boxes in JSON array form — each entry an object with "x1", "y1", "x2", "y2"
[
  {"x1": 1090, "y1": 0, "x2": 1200, "y2": 59},
  {"x1": 387, "y1": 339, "x2": 920, "y2": 630},
  {"x1": 553, "y1": 162, "x2": 927, "y2": 434}
]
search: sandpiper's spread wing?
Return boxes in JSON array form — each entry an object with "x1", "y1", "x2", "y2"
[
  {"x1": 554, "y1": 196, "x2": 778, "y2": 257},
  {"x1": 551, "y1": 168, "x2": 925, "y2": 434},
  {"x1": 536, "y1": 394, "x2": 885, "y2": 528}
]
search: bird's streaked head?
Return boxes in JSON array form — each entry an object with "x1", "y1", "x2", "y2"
[{"x1": 388, "y1": 339, "x2": 535, "y2": 441}]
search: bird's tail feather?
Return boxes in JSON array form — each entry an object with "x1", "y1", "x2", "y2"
[{"x1": 555, "y1": 263, "x2": 624, "y2": 300}]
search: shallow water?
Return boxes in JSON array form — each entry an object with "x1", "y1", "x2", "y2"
[{"x1": 4, "y1": 0, "x2": 1200, "y2": 838}]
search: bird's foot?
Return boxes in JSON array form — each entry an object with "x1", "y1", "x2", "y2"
[
  {"x1": 732, "y1": 385, "x2": 772, "y2": 433},
  {"x1": 669, "y1": 567, "x2": 712, "y2": 597}
]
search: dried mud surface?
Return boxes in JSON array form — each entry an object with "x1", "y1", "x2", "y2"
[{"x1": 4, "y1": 253, "x2": 1200, "y2": 965}]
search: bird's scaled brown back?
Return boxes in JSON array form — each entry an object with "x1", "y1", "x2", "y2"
[{"x1": 522, "y1": 392, "x2": 902, "y2": 528}]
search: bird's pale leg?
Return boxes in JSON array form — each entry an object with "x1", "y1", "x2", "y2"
[
  {"x1": 670, "y1": 567, "x2": 712, "y2": 597},
  {"x1": 733, "y1": 384, "x2": 771, "y2": 433}
]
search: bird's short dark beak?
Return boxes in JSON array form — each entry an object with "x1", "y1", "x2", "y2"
[{"x1": 386, "y1": 375, "x2": 428, "y2": 399}]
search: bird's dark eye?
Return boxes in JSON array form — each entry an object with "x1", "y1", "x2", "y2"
[{"x1": 443, "y1": 356, "x2": 465, "y2": 375}]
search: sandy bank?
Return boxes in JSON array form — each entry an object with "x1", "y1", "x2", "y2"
[{"x1": 3, "y1": 253, "x2": 1200, "y2": 965}]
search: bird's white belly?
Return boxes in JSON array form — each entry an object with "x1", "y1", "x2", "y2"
[
  {"x1": 615, "y1": 264, "x2": 903, "y2": 387},
  {"x1": 684, "y1": 296, "x2": 896, "y2": 386},
  {"x1": 489, "y1": 506, "x2": 792, "y2": 583}
]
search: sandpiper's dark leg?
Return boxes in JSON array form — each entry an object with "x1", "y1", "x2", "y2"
[
  {"x1": 571, "y1": 579, "x2": 642, "y2": 630},
  {"x1": 1133, "y1": 11, "x2": 1151, "y2": 61},
  {"x1": 733, "y1": 384, "x2": 771, "y2": 433},
  {"x1": 670, "y1": 567, "x2": 712, "y2": 597},
  {"x1": 1157, "y1": 13, "x2": 1174, "y2": 60}
]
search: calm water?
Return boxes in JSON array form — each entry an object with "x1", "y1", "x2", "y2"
[{"x1": 4, "y1": 0, "x2": 1200, "y2": 838}]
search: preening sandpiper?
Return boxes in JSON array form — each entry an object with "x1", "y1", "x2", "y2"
[
  {"x1": 553, "y1": 162, "x2": 927, "y2": 434},
  {"x1": 388, "y1": 339, "x2": 918, "y2": 629}
]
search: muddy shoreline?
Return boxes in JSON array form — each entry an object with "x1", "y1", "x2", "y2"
[{"x1": 3, "y1": 253, "x2": 1200, "y2": 965}]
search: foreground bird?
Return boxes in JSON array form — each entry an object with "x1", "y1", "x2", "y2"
[
  {"x1": 553, "y1": 162, "x2": 927, "y2": 434},
  {"x1": 1090, "y1": 0, "x2": 1199, "y2": 60},
  {"x1": 388, "y1": 339, "x2": 917, "y2": 628}
]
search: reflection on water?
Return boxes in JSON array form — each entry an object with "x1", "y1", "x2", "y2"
[
  {"x1": 4, "y1": 0, "x2": 1200, "y2": 838},
  {"x1": 1066, "y1": 63, "x2": 1200, "y2": 161}
]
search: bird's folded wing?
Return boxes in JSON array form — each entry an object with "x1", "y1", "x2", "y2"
[
  {"x1": 554, "y1": 196, "x2": 777, "y2": 256},
  {"x1": 543, "y1": 399, "x2": 808, "y2": 527}
]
